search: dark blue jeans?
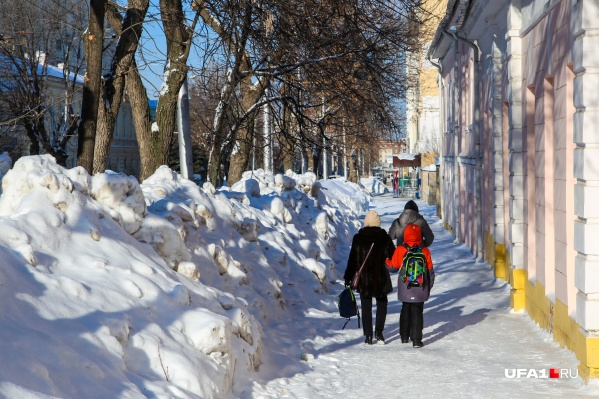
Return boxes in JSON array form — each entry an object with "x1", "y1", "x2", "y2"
[
  {"x1": 360, "y1": 295, "x2": 388, "y2": 336},
  {"x1": 400, "y1": 302, "x2": 424, "y2": 341}
]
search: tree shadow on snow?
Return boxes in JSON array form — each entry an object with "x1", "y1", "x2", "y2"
[{"x1": 420, "y1": 281, "x2": 507, "y2": 345}]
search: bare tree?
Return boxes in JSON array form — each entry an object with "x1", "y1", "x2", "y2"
[
  {"x1": 70, "y1": 0, "x2": 431, "y2": 183},
  {"x1": 119, "y1": 0, "x2": 202, "y2": 181},
  {"x1": 93, "y1": 0, "x2": 149, "y2": 175},
  {"x1": 77, "y1": 0, "x2": 105, "y2": 171},
  {"x1": 0, "y1": 0, "x2": 87, "y2": 166},
  {"x1": 186, "y1": 0, "x2": 430, "y2": 184}
]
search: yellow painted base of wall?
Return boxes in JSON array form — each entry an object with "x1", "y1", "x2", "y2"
[
  {"x1": 485, "y1": 229, "x2": 508, "y2": 281},
  {"x1": 484, "y1": 236, "x2": 599, "y2": 381},
  {"x1": 509, "y1": 268, "x2": 526, "y2": 311}
]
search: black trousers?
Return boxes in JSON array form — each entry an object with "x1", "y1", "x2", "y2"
[
  {"x1": 400, "y1": 302, "x2": 424, "y2": 342},
  {"x1": 360, "y1": 295, "x2": 388, "y2": 336}
]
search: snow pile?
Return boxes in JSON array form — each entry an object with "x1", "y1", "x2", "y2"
[
  {"x1": 318, "y1": 177, "x2": 373, "y2": 212},
  {"x1": 360, "y1": 176, "x2": 389, "y2": 195},
  {"x1": 0, "y1": 156, "x2": 369, "y2": 399},
  {"x1": 0, "y1": 151, "x2": 12, "y2": 195}
]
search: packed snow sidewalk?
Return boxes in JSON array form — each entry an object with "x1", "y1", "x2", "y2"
[{"x1": 244, "y1": 194, "x2": 599, "y2": 399}]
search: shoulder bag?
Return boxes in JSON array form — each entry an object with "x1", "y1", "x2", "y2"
[{"x1": 351, "y1": 243, "x2": 375, "y2": 290}]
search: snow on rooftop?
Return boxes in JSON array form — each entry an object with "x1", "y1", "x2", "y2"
[{"x1": 393, "y1": 153, "x2": 418, "y2": 160}]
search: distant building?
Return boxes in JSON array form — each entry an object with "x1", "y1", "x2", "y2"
[
  {"x1": 42, "y1": 65, "x2": 149, "y2": 179},
  {"x1": 375, "y1": 139, "x2": 406, "y2": 167},
  {"x1": 405, "y1": 0, "x2": 447, "y2": 156},
  {"x1": 64, "y1": 95, "x2": 145, "y2": 178}
]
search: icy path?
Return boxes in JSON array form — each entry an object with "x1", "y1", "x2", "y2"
[{"x1": 240, "y1": 194, "x2": 599, "y2": 399}]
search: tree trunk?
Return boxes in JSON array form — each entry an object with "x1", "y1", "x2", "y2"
[
  {"x1": 93, "y1": 0, "x2": 149, "y2": 175},
  {"x1": 195, "y1": 2, "x2": 255, "y2": 185},
  {"x1": 349, "y1": 146, "x2": 358, "y2": 183},
  {"x1": 126, "y1": 59, "x2": 153, "y2": 181},
  {"x1": 305, "y1": 143, "x2": 315, "y2": 173},
  {"x1": 152, "y1": 94, "x2": 179, "y2": 170},
  {"x1": 94, "y1": 106, "x2": 117, "y2": 173},
  {"x1": 281, "y1": 99, "x2": 296, "y2": 172},
  {"x1": 282, "y1": 140, "x2": 295, "y2": 173},
  {"x1": 206, "y1": 70, "x2": 236, "y2": 185},
  {"x1": 228, "y1": 85, "x2": 260, "y2": 185},
  {"x1": 139, "y1": 0, "x2": 194, "y2": 178},
  {"x1": 77, "y1": 0, "x2": 105, "y2": 172},
  {"x1": 313, "y1": 146, "x2": 321, "y2": 176},
  {"x1": 24, "y1": 122, "x2": 40, "y2": 156},
  {"x1": 207, "y1": 142, "x2": 224, "y2": 186}
]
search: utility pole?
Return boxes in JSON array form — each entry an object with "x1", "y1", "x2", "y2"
[
  {"x1": 322, "y1": 98, "x2": 328, "y2": 179},
  {"x1": 177, "y1": 76, "x2": 193, "y2": 179},
  {"x1": 263, "y1": 85, "x2": 272, "y2": 173},
  {"x1": 343, "y1": 123, "x2": 348, "y2": 178}
]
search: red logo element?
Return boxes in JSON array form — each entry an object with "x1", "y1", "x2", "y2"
[{"x1": 549, "y1": 369, "x2": 560, "y2": 379}]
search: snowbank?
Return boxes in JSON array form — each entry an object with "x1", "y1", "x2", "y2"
[
  {"x1": 0, "y1": 156, "x2": 367, "y2": 399},
  {"x1": 360, "y1": 176, "x2": 389, "y2": 195}
]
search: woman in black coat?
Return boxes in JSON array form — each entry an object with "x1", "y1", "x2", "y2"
[{"x1": 344, "y1": 210, "x2": 395, "y2": 344}]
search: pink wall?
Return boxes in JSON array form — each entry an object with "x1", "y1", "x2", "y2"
[
  {"x1": 439, "y1": 0, "x2": 576, "y2": 309},
  {"x1": 515, "y1": 0, "x2": 572, "y2": 303}
]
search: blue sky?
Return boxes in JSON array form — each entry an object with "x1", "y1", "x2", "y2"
[
  {"x1": 137, "y1": 4, "x2": 207, "y2": 100},
  {"x1": 138, "y1": 12, "x2": 167, "y2": 100}
]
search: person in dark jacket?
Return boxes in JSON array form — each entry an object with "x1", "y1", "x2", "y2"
[
  {"x1": 386, "y1": 224, "x2": 435, "y2": 348},
  {"x1": 388, "y1": 200, "x2": 434, "y2": 247},
  {"x1": 344, "y1": 210, "x2": 395, "y2": 345}
]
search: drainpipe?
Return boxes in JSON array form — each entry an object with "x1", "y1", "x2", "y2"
[
  {"x1": 449, "y1": 29, "x2": 483, "y2": 262},
  {"x1": 428, "y1": 54, "x2": 444, "y2": 220}
]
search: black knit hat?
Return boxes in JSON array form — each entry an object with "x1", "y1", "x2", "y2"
[{"x1": 404, "y1": 200, "x2": 419, "y2": 212}]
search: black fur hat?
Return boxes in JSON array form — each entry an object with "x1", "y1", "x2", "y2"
[{"x1": 404, "y1": 200, "x2": 419, "y2": 212}]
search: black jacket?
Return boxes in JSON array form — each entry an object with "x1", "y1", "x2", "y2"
[{"x1": 344, "y1": 227, "x2": 395, "y2": 298}]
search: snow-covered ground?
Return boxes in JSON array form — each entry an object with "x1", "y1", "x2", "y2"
[
  {"x1": 0, "y1": 155, "x2": 597, "y2": 398},
  {"x1": 246, "y1": 195, "x2": 599, "y2": 398}
]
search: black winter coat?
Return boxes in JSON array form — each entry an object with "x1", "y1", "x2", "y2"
[{"x1": 344, "y1": 227, "x2": 395, "y2": 298}]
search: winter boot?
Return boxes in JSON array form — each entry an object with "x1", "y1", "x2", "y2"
[
  {"x1": 374, "y1": 331, "x2": 385, "y2": 344},
  {"x1": 364, "y1": 336, "x2": 373, "y2": 345},
  {"x1": 413, "y1": 340, "x2": 424, "y2": 348}
]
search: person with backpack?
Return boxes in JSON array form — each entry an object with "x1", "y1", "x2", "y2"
[
  {"x1": 386, "y1": 223, "x2": 435, "y2": 348},
  {"x1": 388, "y1": 200, "x2": 434, "y2": 247},
  {"x1": 344, "y1": 210, "x2": 395, "y2": 345}
]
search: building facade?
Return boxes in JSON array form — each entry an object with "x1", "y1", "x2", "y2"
[
  {"x1": 429, "y1": 0, "x2": 599, "y2": 380},
  {"x1": 65, "y1": 99, "x2": 142, "y2": 177},
  {"x1": 405, "y1": 0, "x2": 448, "y2": 158},
  {"x1": 376, "y1": 139, "x2": 406, "y2": 167}
]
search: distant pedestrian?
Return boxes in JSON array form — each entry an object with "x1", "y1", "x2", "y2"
[
  {"x1": 388, "y1": 200, "x2": 434, "y2": 247},
  {"x1": 386, "y1": 224, "x2": 435, "y2": 348},
  {"x1": 344, "y1": 210, "x2": 395, "y2": 345}
]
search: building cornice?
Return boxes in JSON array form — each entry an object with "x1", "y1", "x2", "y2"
[{"x1": 427, "y1": 0, "x2": 470, "y2": 61}]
